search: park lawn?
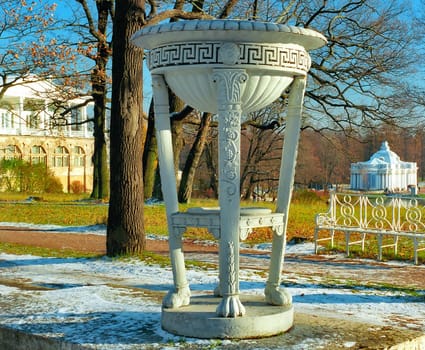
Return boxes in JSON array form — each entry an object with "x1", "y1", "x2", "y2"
[
  {"x1": 0, "y1": 192, "x2": 423, "y2": 262},
  {"x1": 0, "y1": 193, "x2": 328, "y2": 245}
]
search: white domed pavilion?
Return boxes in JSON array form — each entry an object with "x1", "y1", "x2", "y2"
[{"x1": 350, "y1": 141, "x2": 417, "y2": 191}]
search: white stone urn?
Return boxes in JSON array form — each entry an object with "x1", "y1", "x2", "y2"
[
  {"x1": 133, "y1": 20, "x2": 325, "y2": 114},
  {"x1": 132, "y1": 20, "x2": 326, "y2": 339}
]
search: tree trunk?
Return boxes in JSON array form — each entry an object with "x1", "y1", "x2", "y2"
[
  {"x1": 169, "y1": 91, "x2": 186, "y2": 175},
  {"x1": 88, "y1": 0, "x2": 112, "y2": 199},
  {"x1": 243, "y1": 175, "x2": 255, "y2": 201},
  {"x1": 204, "y1": 141, "x2": 219, "y2": 199},
  {"x1": 178, "y1": 112, "x2": 212, "y2": 203},
  {"x1": 107, "y1": 1, "x2": 145, "y2": 256},
  {"x1": 151, "y1": 165, "x2": 162, "y2": 200},
  {"x1": 90, "y1": 79, "x2": 109, "y2": 199},
  {"x1": 143, "y1": 99, "x2": 158, "y2": 199}
]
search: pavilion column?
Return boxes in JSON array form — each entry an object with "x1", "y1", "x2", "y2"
[{"x1": 213, "y1": 68, "x2": 248, "y2": 318}]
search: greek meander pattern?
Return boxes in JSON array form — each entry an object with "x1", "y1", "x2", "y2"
[{"x1": 147, "y1": 42, "x2": 310, "y2": 72}]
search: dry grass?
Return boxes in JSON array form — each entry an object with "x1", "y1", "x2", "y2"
[
  {"x1": 0, "y1": 190, "x2": 422, "y2": 262},
  {"x1": 0, "y1": 191, "x2": 328, "y2": 246}
]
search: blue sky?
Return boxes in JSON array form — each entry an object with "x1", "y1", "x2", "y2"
[{"x1": 43, "y1": 1, "x2": 425, "y2": 115}]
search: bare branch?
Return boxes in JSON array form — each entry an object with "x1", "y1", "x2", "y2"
[
  {"x1": 75, "y1": 0, "x2": 102, "y2": 41},
  {"x1": 148, "y1": 9, "x2": 213, "y2": 24},
  {"x1": 171, "y1": 105, "x2": 195, "y2": 121},
  {"x1": 218, "y1": 0, "x2": 240, "y2": 19}
]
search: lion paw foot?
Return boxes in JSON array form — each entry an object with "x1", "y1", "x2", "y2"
[
  {"x1": 162, "y1": 286, "x2": 191, "y2": 309},
  {"x1": 216, "y1": 295, "x2": 246, "y2": 317},
  {"x1": 265, "y1": 284, "x2": 292, "y2": 306}
]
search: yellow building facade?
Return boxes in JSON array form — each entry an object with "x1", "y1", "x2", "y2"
[{"x1": 0, "y1": 77, "x2": 94, "y2": 193}]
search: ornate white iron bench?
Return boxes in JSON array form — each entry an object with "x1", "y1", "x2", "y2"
[{"x1": 314, "y1": 192, "x2": 425, "y2": 264}]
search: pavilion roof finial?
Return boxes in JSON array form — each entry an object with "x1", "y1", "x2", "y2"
[{"x1": 381, "y1": 141, "x2": 389, "y2": 150}]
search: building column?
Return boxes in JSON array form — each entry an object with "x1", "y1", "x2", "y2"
[{"x1": 18, "y1": 96, "x2": 24, "y2": 133}]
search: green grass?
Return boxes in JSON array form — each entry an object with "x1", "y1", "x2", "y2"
[
  {"x1": 319, "y1": 231, "x2": 425, "y2": 264},
  {"x1": 0, "y1": 191, "x2": 328, "y2": 259},
  {"x1": 0, "y1": 190, "x2": 422, "y2": 263},
  {"x1": 0, "y1": 192, "x2": 328, "y2": 241},
  {"x1": 0, "y1": 202, "x2": 108, "y2": 226},
  {"x1": 0, "y1": 192, "x2": 93, "y2": 202},
  {"x1": 0, "y1": 241, "x2": 102, "y2": 258},
  {"x1": 285, "y1": 274, "x2": 424, "y2": 296}
]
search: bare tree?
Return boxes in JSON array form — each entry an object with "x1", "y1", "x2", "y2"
[
  {"x1": 72, "y1": 0, "x2": 114, "y2": 200},
  {"x1": 107, "y1": 0, "x2": 221, "y2": 255},
  {"x1": 173, "y1": 1, "x2": 424, "y2": 202},
  {"x1": 178, "y1": 112, "x2": 213, "y2": 203},
  {"x1": 0, "y1": 1, "x2": 78, "y2": 96},
  {"x1": 240, "y1": 106, "x2": 284, "y2": 200},
  {"x1": 1, "y1": 0, "x2": 115, "y2": 199},
  {"x1": 281, "y1": 1, "x2": 421, "y2": 134},
  {"x1": 107, "y1": 0, "x2": 146, "y2": 255}
]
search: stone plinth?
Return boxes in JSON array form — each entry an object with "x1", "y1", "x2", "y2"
[{"x1": 161, "y1": 294, "x2": 294, "y2": 339}]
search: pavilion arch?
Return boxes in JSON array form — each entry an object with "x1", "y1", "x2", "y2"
[
  {"x1": 67, "y1": 145, "x2": 88, "y2": 193},
  {"x1": 0, "y1": 144, "x2": 22, "y2": 160},
  {"x1": 72, "y1": 146, "x2": 86, "y2": 167},
  {"x1": 52, "y1": 145, "x2": 70, "y2": 168},
  {"x1": 29, "y1": 145, "x2": 47, "y2": 165}
]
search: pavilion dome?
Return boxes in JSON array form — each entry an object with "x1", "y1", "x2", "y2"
[{"x1": 368, "y1": 141, "x2": 401, "y2": 165}]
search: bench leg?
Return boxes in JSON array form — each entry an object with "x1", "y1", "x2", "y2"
[
  {"x1": 377, "y1": 234, "x2": 383, "y2": 261},
  {"x1": 393, "y1": 235, "x2": 399, "y2": 256},
  {"x1": 345, "y1": 231, "x2": 350, "y2": 256},
  {"x1": 413, "y1": 238, "x2": 418, "y2": 265},
  {"x1": 314, "y1": 228, "x2": 336, "y2": 253}
]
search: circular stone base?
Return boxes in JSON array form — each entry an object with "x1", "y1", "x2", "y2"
[{"x1": 161, "y1": 294, "x2": 294, "y2": 339}]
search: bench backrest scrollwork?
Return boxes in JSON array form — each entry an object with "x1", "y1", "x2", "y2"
[{"x1": 320, "y1": 192, "x2": 425, "y2": 233}]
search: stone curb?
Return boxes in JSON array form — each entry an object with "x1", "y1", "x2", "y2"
[{"x1": 0, "y1": 326, "x2": 88, "y2": 350}]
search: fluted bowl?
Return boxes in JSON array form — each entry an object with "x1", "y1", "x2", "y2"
[{"x1": 132, "y1": 20, "x2": 326, "y2": 114}]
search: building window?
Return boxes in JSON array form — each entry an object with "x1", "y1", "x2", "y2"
[
  {"x1": 24, "y1": 98, "x2": 43, "y2": 129},
  {"x1": 30, "y1": 145, "x2": 46, "y2": 165},
  {"x1": 73, "y1": 146, "x2": 85, "y2": 167},
  {"x1": 1, "y1": 111, "x2": 14, "y2": 128},
  {"x1": 27, "y1": 112, "x2": 40, "y2": 129},
  {"x1": 52, "y1": 146, "x2": 69, "y2": 167},
  {"x1": 71, "y1": 107, "x2": 83, "y2": 131},
  {"x1": 0, "y1": 145, "x2": 21, "y2": 160},
  {"x1": 50, "y1": 111, "x2": 66, "y2": 133}
]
